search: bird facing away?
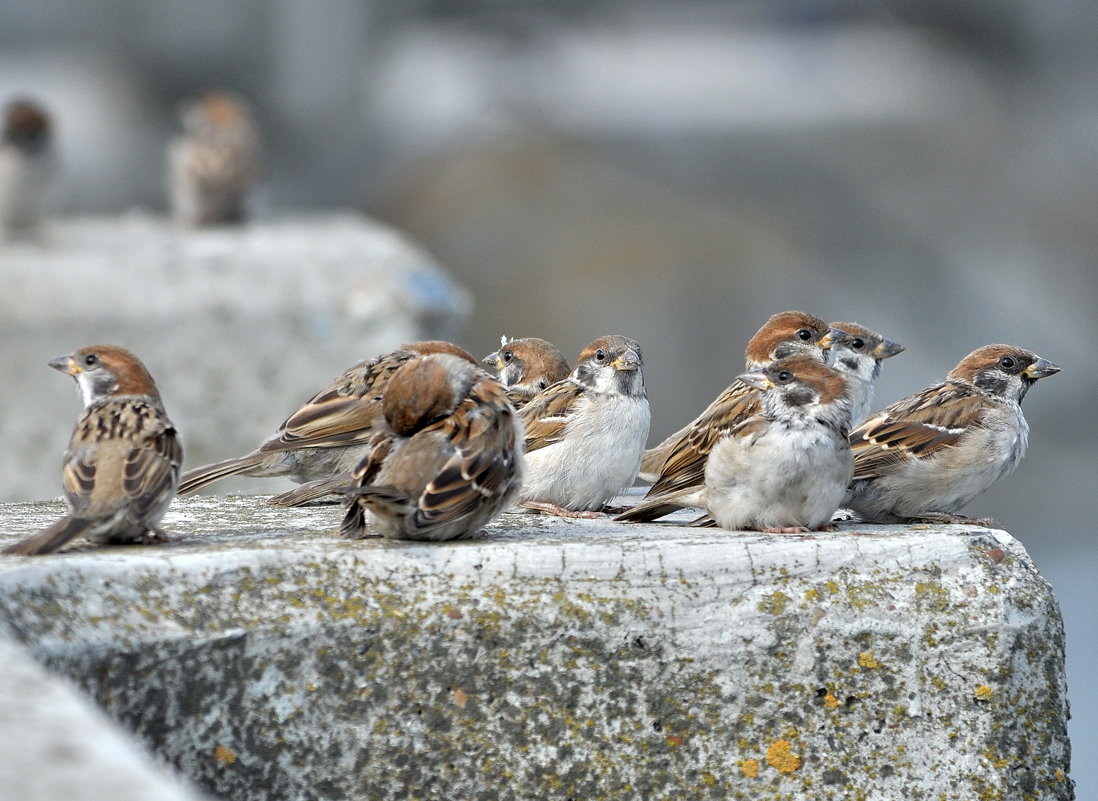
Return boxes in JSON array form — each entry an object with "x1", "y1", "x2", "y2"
[
  {"x1": 4, "y1": 346, "x2": 182, "y2": 555},
  {"x1": 517, "y1": 335, "x2": 650, "y2": 516},
  {"x1": 179, "y1": 341, "x2": 478, "y2": 506},
  {"x1": 703, "y1": 356, "x2": 854, "y2": 533},
  {"x1": 619, "y1": 311, "x2": 846, "y2": 523},
  {"x1": 845, "y1": 344, "x2": 1060, "y2": 524},
  {"x1": 341, "y1": 352, "x2": 524, "y2": 541},
  {"x1": 482, "y1": 336, "x2": 571, "y2": 409}
]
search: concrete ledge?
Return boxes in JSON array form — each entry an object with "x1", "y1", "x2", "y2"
[{"x1": 0, "y1": 496, "x2": 1074, "y2": 800}]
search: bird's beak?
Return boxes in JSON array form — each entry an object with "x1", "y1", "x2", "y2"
[
  {"x1": 482, "y1": 350, "x2": 503, "y2": 369},
  {"x1": 611, "y1": 349, "x2": 641, "y2": 371},
  {"x1": 1024, "y1": 357, "x2": 1061, "y2": 380},
  {"x1": 819, "y1": 327, "x2": 851, "y2": 350},
  {"x1": 48, "y1": 355, "x2": 79, "y2": 375},
  {"x1": 737, "y1": 369, "x2": 773, "y2": 391},
  {"x1": 873, "y1": 339, "x2": 905, "y2": 360}
]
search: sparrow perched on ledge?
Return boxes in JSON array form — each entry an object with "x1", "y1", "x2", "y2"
[
  {"x1": 179, "y1": 341, "x2": 477, "y2": 505},
  {"x1": 704, "y1": 357, "x2": 854, "y2": 532},
  {"x1": 4, "y1": 346, "x2": 183, "y2": 556},
  {"x1": 0, "y1": 97, "x2": 57, "y2": 234},
  {"x1": 167, "y1": 91, "x2": 261, "y2": 226},
  {"x1": 844, "y1": 344, "x2": 1060, "y2": 523},
  {"x1": 482, "y1": 336, "x2": 571, "y2": 410},
  {"x1": 826, "y1": 321, "x2": 904, "y2": 425},
  {"x1": 619, "y1": 311, "x2": 846, "y2": 523},
  {"x1": 341, "y1": 352, "x2": 523, "y2": 541},
  {"x1": 517, "y1": 335, "x2": 650, "y2": 516}
]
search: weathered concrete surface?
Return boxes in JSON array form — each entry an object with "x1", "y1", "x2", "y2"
[
  {"x1": 0, "y1": 628, "x2": 207, "y2": 800},
  {"x1": 0, "y1": 495, "x2": 1074, "y2": 801},
  {"x1": 0, "y1": 213, "x2": 471, "y2": 502}
]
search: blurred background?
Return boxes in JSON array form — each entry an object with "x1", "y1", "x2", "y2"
[{"x1": 1, "y1": 0, "x2": 1095, "y2": 791}]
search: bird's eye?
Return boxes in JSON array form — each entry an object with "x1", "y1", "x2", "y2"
[
  {"x1": 851, "y1": 338, "x2": 865, "y2": 350},
  {"x1": 796, "y1": 328, "x2": 813, "y2": 341},
  {"x1": 595, "y1": 349, "x2": 607, "y2": 362},
  {"x1": 537, "y1": 379, "x2": 549, "y2": 389},
  {"x1": 777, "y1": 370, "x2": 794, "y2": 383},
  {"x1": 502, "y1": 350, "x2": 514, "y2": 363},
  {"x1": 999, "y1": 355, "x2": 1016, "y2": 370},
  {"x1": 83, "y1": 354, "x2": 99, "y2": 367}
]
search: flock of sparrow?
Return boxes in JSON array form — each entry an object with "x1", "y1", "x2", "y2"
[
  {"x1": 0, "y1": 95, "x2": 1063, "y2": 554},
  {"x1": 2, "y1": 311, "x2": 1060, "y2": 555}
]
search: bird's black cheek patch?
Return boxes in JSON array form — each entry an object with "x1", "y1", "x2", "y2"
[
  {"x1": 974, "y1": 372, "x2": 1010, "y2": 396},
  {"x1": 784, "y1": 386, "x2": 816, "y2": 407}
]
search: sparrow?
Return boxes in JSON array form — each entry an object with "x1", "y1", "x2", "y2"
[
  {"x1": 0, "y1": 97, "x2": 57, "y2": 234},
  {"x1": 619, "y1": 311, "x2": 845, "y2": 523},
  {"x1": 826, "y1": 321, "x2": 904, "y2": 425},
  {"x1": 482, "y1": 336, "x2": 571, "y2": 409},
  {"x1": 517, "y1": 335, "x2": 650, "y2": 516},
  {"x1": 844, "y1": 344, "x2": 1060, "y2": 523},
  {"x1": 3, "y1": 346, "x2": 183, "y2": 556},
  {"x1": 340, "y1": 352, "x2": 523, "y2": 541},
  {"x1": 704, "y1": 357, "x2": 855, "y2": 532},
  {"x1": 179, "y1": 341, "x2": 478, "y2": 505},
  {"x1": 167, "y1": 91, "x2": 261, "y2": 226}
]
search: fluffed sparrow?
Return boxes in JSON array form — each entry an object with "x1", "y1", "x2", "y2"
[
  {"x1": 827, "y1": 321, "x2": 904, "y2": 425},
  {"x1": 340, "y1": 352, "x2": 523, "y2": 541},
  {"x1": 844, "y1": 344, "x2": 1060, "y2": 523},
  {"x1": 620, "y1": 311, "x2": 845, "y2": 522},
  {"x1": 3, "y1": 346, "x2": 183, "y2": 555},
  {"x1": 517, "y1": 335, "x2": 650, "y2": 516},
  {"x1": 178, "y1": 340, "x2": 477, "y2": 504},
  {"x1": 482, "y1": 335, "x2": 571, "y2": 410},
  {"x1": 703, "y1": 357, "x2": 854, "y2": 532},
  {"x1": 167, "y1": 91, "x2": 261, "y2": 226},
  {"x1": 0, "y1": 97, "x2": 57, "y2": 234}
]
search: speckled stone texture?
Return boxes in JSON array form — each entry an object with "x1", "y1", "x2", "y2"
[{"x1": 0, "y1": 496, "x2": 1074, "y2": 801}]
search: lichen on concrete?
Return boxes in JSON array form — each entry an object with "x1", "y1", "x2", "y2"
[{"x1": 0, "y1": 495, "x2": 1074, "y2": 800}]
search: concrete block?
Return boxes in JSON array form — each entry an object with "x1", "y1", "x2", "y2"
[
  {"x1": 0, "y1": 496, "x2": 1073, "y2": 801},
  {"x1": 0, "y1": 626, "x2": 206, "y2": 801},
  {"x1": 0, "y1": 213, "x2": 471, "y2": 502}
]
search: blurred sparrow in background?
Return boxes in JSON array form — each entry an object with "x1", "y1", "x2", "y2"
[
  {"x1": 0, "y1": 97, "x2": 57, "y2": 235},
  {"x1": 167, "y1": 91, "x2": 261, "y2": 226}
]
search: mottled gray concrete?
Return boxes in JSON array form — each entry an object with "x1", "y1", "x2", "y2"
[
  {"x1": 0, "y1": 630, "x2": 207, "y2": 801},
  {"x1": 0, "y1": 212, "x2": 471, "y2": 502},
  {"x1": 0, "y1": 495, "x2": 1074, "y2": 801}
]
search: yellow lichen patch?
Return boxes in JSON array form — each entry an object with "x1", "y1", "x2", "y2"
[
  {"x1": 858, "y1": 650, "x2": 881, "y2": 669},
  {"x1": 823, "y1": 692, "x2": 839, "y2": 709},
  {"x1": 741, "y1": 759, "x2": 760, "y2": 778},
  {"x1": 765, "y1": 739, "x2": 801, "y2": 773},
  {"x1": 1056, "y1": 768, "x2": 1066, "y2": 783},
  {"x1": 758, "y1": 590, "x2": 790, "y2": 615},
  {"x1": 974, "y1": 684, "x2": 994, "y2": 702},
  {"x1": 214, "y1": 744, "x2": 237, "y2": 766}
]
